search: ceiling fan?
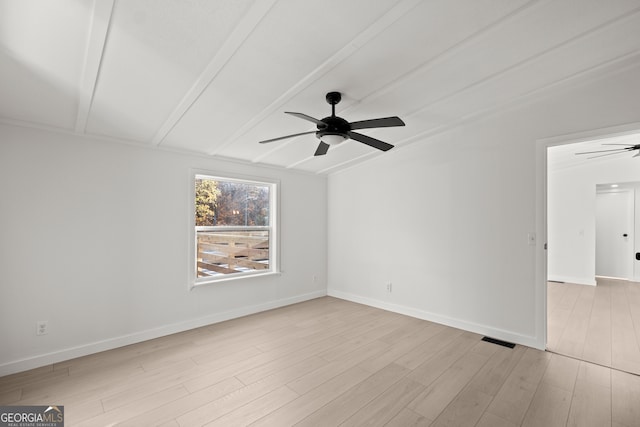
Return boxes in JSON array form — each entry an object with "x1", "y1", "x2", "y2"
[
  {"x1": 259, "y1": 91, "x2": 405, "y2": 156},
  {"x1": 575, "y1": 143, "x2": 640, "y2": 159}
]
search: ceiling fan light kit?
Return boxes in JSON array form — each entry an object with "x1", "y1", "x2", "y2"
[
  {"x1": 259, "y1": 91, "x2": 405, "y2": 156},
  {"x1": 320, "y1": 134, "x2": 347, "y2": 146}
]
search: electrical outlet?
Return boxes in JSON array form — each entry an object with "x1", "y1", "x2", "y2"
[
  {"x1": 386, "y1": 282, "x2": 392, "y2": 293},
  {"x1": 36, "y1": 320, "x2": 49, "y2": 336}
]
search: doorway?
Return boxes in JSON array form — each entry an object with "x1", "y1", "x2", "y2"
[{"x1": 541, "y1": 127, "x2": 640, "y2": 375}]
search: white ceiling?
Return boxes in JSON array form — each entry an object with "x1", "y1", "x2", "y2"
[
  {"x1": 2, "y1": 0, "x2": 640, "y2": 174},
  {"x1": 548, "y1": 132, "x2": 640, "y2": 172}
]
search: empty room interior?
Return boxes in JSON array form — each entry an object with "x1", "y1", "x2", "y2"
[{"x1": 1, "y1": 1, "x2": 640, "y2": 426}]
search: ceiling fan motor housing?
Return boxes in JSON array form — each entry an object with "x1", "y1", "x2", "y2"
[{"x1": 316, "y1": 115, "x2": 350, "y2": 143}]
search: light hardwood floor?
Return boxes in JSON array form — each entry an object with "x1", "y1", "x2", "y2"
[
  {"x1": 547, "y1": 278, "x2": 640, "y2": 375},
  {"x1": 2, "y1": 296, "x2": 640, "y2": 426}
]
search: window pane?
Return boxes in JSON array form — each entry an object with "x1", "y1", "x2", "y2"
[
  {"x1": 195, "y1": 178, "x2": 269, "y2": 227},
  {"x1": 197, "y1": 229, "x2": 269, "y2": 277}
]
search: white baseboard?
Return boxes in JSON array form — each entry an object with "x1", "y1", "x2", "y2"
[
  {"x1": 0, "y1": 290, "x2": 326, "y2": 377},
  {"x1": 547, "y1": 275, "x2": 596, "y2": 286},
  {"x1": 327, "y1": 289, "x2": 542, "y2": 350}
]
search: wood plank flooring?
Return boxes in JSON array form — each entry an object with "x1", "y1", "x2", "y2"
[
  {"x1": 2, "y1": 296, "x2": 640, "y2": 426},
  {"x1": 548, "y1": 278, "x2": 640, "y2": 375}
]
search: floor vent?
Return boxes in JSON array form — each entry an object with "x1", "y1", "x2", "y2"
[{"x1": 481, "y1": 336, "x2": 515, "y2": 348}]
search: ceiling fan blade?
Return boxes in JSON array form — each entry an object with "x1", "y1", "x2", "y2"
[
  {"x1": 259, "y1": 130, "x2": 317, "y2": 144},
  {"x1": 349, "y1": 116, "x2": 405, "y2": 130},
  {"x1": 575, "y1": 148, "x2": 628, "y2": 155},
  {"x1": 347, "y1": 131, "x2": 394, "y2": 151},
  {"x1": 314, "y1": 142, "x2": 330, "y2": 156},
  {"x1": 585, "y1": 151, "x2": 630, "y2": 159},
  {"x1": 285, "y1": 112, "x2": 327, "y2": 127}
]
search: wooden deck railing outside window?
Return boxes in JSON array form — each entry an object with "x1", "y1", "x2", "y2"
[{"x1": 196, "y1": 228, "x2": 269, "y2": 277}]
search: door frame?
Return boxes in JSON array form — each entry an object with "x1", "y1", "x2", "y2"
[{"x1": 535, "y1": 121, "x2": 640, "y2": 350}]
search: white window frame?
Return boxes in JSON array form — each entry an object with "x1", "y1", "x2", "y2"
[{"x1": 189, "y1": 170, "x2": 279, "y2": 288}]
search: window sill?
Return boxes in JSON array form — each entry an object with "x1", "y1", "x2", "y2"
[{"x1": 191, "y1": 270, "x2": 281, "y2": 289}]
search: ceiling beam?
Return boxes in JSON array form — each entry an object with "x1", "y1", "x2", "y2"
[
  {"x1": 75, "y1": 0, "x2": 115, "y2": 133},
  {"x1": 152, "y1": 0, "x2": 278, "y2": 147}
]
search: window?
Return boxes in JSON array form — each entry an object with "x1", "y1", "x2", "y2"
[{"x1": 191, "y1": 173, "x2": 277, "y2": 286}]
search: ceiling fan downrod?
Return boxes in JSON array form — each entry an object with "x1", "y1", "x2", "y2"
[{"x1": 325, "y1": 91, "x2": 341, "y2": 117}]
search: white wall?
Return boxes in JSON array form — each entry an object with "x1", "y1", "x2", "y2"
[
  {"x1": 0, "y1": 124, "x2": 327, "y2": 375},
  {"x1": 548, "y1": 159, "x2": 640, "y2": 285},
  {"x1": 328, "y1": 62, "x2": 640, "y2": 349}
]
